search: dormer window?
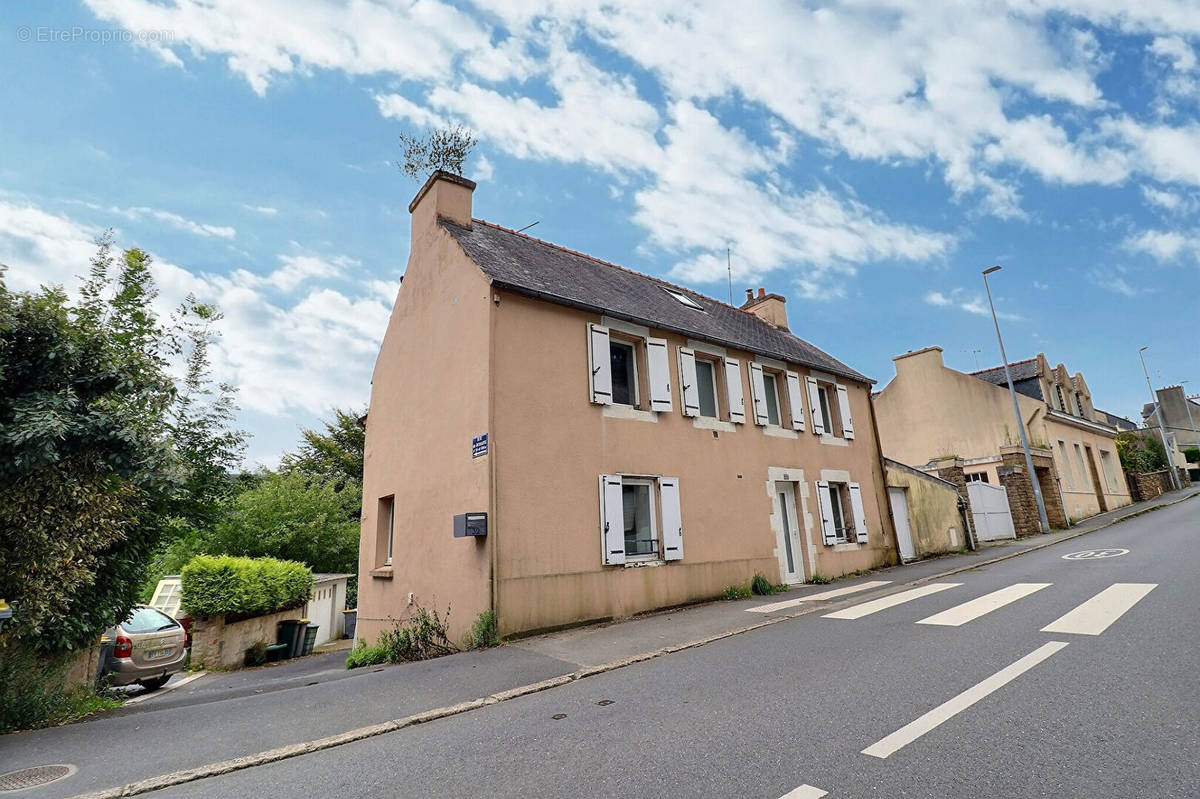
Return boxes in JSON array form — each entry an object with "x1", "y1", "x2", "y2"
[{"x1": 663, "y1": 287, "x2": 704, "y2": 310}]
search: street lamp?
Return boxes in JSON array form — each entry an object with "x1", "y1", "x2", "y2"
[
  {"x1": 982, "y1": 265, "x2": 1050, "y2": 533},
  {"x1": 1139, "y1": 347, "x2": 1182, "y2": 491}
]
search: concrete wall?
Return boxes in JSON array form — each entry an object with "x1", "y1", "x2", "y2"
[
  {"x1": 190, "y1": 607, "x2": 304, "y2": 670},
  {"x1": 884, "y1": 460, "x2": 963, "y2": 557}
]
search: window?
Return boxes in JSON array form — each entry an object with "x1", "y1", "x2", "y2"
[
  {"x1": 1055, "y1": 384, "x2": 1067, "y2": 412},
  {"x1": 805, "y1": 377, "x2": 855, "y2": 438},
  {"x1": 1100, "y1": 450, "x2": 1118, "y2": 491},
  {"x1": 378, "y1": 496, "x2": 395, "y2": 567},
  {"x1": 123, "y1": 607, "x2": 179, "y2": 634},
  {"x1": 817, "y1": 385, "x2": 834, "y2": 432},
  {"x1": 829, "y1": 483, "x2": 848, "y2": 540},
  {"x1": 599, "y1": 475, "x2": 683, "y2": 565},
  {"x1": 762, "y1": 372, "x2": 782, "y2": 426},
  {"x1": 663, "y1": 287, "x2": 704, "y2": 310},
  {"x1": 695, "y1": 358, "x2": 719, "y2": 418},
  {"x1": 610, "y1": 339, "x2": 637, "y2": 406},
  {"x1": 149, "y1": 578, "x2": 183, "y2": 619},
  {"x1": 817, "y1": 480, "x2": 869, "y2": 545},
  {"x1": 1057, "y1": 440, "x2": 1075, "y2": 490},
  {"x1": 1073, "y1": 444, "x2": 1089, "y2": 488},
  {"x1": 1076, "y1": 394, "x2": 1086, "y2": 417},
  {"x1": 965, "y1": 472, "x2": 990, "y2": 484}
]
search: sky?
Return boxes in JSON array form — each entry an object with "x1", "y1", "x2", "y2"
[{"x1": 2, "y1": 0, "x2": 1199, "y2": 467}]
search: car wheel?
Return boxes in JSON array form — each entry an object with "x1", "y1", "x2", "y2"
[{"x1": 139, "y1": 676, "x2": 170, "y2": 691}]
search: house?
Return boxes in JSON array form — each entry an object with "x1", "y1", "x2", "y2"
[
  {"x1": 1142, "y1": 385, "x2": 1200, "y2": 450},
  {"x1": 874, "y1": 347, "x2": 1132, "y2": 535},
  {"x1": 882, "y1": 458, "x2": 970, "y2": 561},
  {"x1": 1097, "y1": 409, "x2": 1138, "y2": 432},
  {"x1": 356, "y1": 171, "x2": 899, "y2": 642}
]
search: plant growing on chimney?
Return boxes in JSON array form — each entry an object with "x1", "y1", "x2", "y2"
[{"x1": 397, "y1": 125, "x2": 477, "y2": 180}]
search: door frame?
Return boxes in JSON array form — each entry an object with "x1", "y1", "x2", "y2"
[{"x1": 772, "y1": 481, "x2": 806, "y2": 584}]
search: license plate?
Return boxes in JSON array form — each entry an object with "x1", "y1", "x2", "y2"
[{"x1": 146, "y1": 648, "x2": 173, "y2": 661}]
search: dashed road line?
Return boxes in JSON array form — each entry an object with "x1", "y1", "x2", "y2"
[
  {"x1": 822, "y1": 583, "x2": 961, "y2": 620},
  {"x1": 778, "y1": 784, "x2": 828, "y2": 798},
  {"x1": 916, "y1": 583, "x2": 1051, "y2": 627},
  {"x1": 1041, "y1": 583, "x2": 1156, "y2": 636},
  {"x1": 747, "y1": 581, "x2": 892, "y2": 613}
]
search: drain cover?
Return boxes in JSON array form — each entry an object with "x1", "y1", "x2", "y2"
[{"x1": 0, "y1": 765, "x2": 75, "y2": 792}]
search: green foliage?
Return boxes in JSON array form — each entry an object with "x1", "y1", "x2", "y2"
[
  {"x1": 344, "y1": 604, "x2": 458, "y2": 667},
  {"x1": 345, "y1": 639, "x2": 388, "y2": 669},
  {"x1": 806, "y1": 573, "x2": 833, "y2": 585},
  {"x1": 1184, "y1": 447, "x2": 1199, "y2": 464},
  {"x1": 280, "y1": 407, "x2": 365, "y2": 491},
  {"x1": 1116, "y1": 431, "x2": 1169, "y2": 473},
  {"x1": 397, "y1": 125, "x2": 477, "y2": 180},
  {"x1": 462, "y1": 610, "x2": 499, "y2": 650},
  {"x1": 722, "y1": 584, "x2": 752, "y2": 600},
  {"x1": 0, "y1": 645, "x2": 122, "y2": 732},
  {"x1": 181, "y1": 555, "x2": 312, "y2": 618},
  {"x1": 751, "y1": 573, "x2": 788, "y2": 596}
]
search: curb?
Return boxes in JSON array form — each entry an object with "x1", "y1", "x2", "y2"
[
  {"x1": 122, "y1": 672, "x2": 208, "y2": 707},
  {"x1": 68, "y1": 490, "x2": 1199, "y2": 799}
]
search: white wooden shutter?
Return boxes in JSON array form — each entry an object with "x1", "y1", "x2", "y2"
[
  {"x1": 725, "y1": 358, "x2": 745, "y2": 423},
  {"x1": 749, "y1": 362, "x2": 769, "y2": 426},
  {"x1": 588, "y1": 324, "x2": 612, "y2": 405},
  {"x1": 599, "y1": 474, "x2": 625, "y2": 565},
  {"x1": 806, "y1": 376, "x2": 826, "y2": 435},
  {"x1": 836, "y1": 384, "x2": 855, "y2": 439},
  {"x1": 848, "y1": 482, "x2": 869, "y2": 543},
  {"x1": 678, "y1": 347, "x2": 700, "y2": 417},
  {"x1": 816, "y1": 480, "x2": 837, "y2": 545},
  {"x1": 646, "y1": 338, "x2": 673, "y2": 413},
  {"x1": 785, "y1": 371, "x2": 806, "y2": 432},
  {"x1": 659, "y1": 477, "x2": 683, "y2": 561}
]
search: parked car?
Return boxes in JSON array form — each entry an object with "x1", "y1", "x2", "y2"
[{"x1": 100, "y1": 606, "x2": 188, "y2": 690}]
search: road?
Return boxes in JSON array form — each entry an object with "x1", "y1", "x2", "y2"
[{"x1": 136, "y1": 497, "x2": 1199, "y2": 798}]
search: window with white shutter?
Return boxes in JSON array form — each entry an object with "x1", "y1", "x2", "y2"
[
  {"x1": 749, "y1": 362, "x2": 769, "y2": 426},
  {"x1": 588, "y1": 324, "x2": 612, "y2": 405},
  {"x1": 836, "y1": 384, "x2": 855, "y2": 439},
  {"x1": 646, "y1": 338, "x2": 672, "y2": 412},
  {"x1": 725, "y1": 358, "x2": 745, "y2": 423},
  {"x1": 815, "y1": 480, "x2": 837, "y2": 545},
  {"x1": 678, "y1": 347, "x2": 700, "y2": 417},
  {"x1": 848, "y1": 482, "x2": 869, "y2": 543},
  {"x1": 806, "y1": 376, "x2": 826, "y2": 435},
  {"x1": 659, "y1": 478, "x2": 683, "y2": 561},
  {"x1": 599, "y1": 474, "x2": 626, "y2": 565},
  {"x1": 785, "y1": 372, "x2": 806, "y2": 431}
]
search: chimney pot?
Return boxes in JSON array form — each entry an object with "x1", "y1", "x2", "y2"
[
  {"x1": 744, "y1": 289, "x2": 754, "y2": 302},
  {"x1": 758, "y1": 288, "x2": 765, "y2": 298}
]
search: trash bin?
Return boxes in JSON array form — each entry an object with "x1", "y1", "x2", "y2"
[
  {"x1": 276, "y1": 619, "x2": 305, "y2": 659},
  {"x1": 301, "y1": 623, "x2": 320, "y2": 656},
  {"x1": 342, "y1": 609, "x2": 357, "y2": 640}
]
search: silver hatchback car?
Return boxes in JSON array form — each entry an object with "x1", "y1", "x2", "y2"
[{"x1": 100, "y1": 606, "x2": 188, "y2": 690}]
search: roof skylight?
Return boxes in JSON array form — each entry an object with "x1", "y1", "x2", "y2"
[{"x1": 663, "y1": 287, "x2": 704, "y2": 310}]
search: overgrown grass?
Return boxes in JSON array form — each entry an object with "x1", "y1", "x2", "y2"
[
  {"x1": 721, "y1": 584, "x2": 752, "y2": 600},
  {"x1": 0, "y1": 646, "x2": 124, "y2": 732},
  {"x1": 462, "y1": 610, "x2": 499, "y2": 650},
  {"x1": 751, "y1": 573, "x2": 788, "y2": 595},
  {"x1": 346, "y1": 603, "x2": 459, "y2": 669},
  {"x1": 806, "y1": 572, "x2": 833, "y2": 584}
]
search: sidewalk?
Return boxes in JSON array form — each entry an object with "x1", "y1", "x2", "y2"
[{"x1": 6, "y1": 487, "x2": 1196, "y2": 799}]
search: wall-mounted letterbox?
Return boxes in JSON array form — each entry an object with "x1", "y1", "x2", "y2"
[{"x1": 453, "y1": 512, "x2": 488, "y2": 538}]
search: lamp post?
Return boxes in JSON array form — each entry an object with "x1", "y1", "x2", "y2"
[
  {"x1": 1139, "y1": 347, "x2": 1181, "y2": 490},
  {"x1": 983, "y1": 265, "x2": 1050, "y2": 533}
]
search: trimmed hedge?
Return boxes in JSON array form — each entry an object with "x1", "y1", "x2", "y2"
[{"x1": 181, "y1": 555, "x2": 313, "y2": 619}]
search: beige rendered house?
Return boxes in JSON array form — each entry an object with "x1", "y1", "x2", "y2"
[
  {"x1": 356, "y1": 171, "x2": 898, "y2": 642},
  {"x1": 874, "y1": 347, "x2": 1131, "y2": 531}
]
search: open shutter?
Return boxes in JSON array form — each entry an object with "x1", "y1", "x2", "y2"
[
  {"x1": 659, "y1": 478, "x2": 683, "y2": 561},
  {"x1": 678, "y1": 348, "x2": 700, "y2": 417},
  {"x1": 806, "y1": 376, "x2": 826, "y2": 435},
  {"x1": 646, "y1": 338, "x2": 673, "y2": 413},
  {"x1": 848, "y1": 482, "x2": 869, "y2": 543},
  {"x1": 785, "y1": 371, "x2": 806, "y2": 431},
  {"x1": 836, "y1": 384, "x2": 854, "y2": 439},
  {"x1": 749, "y1": 363, "x2": 769, "y2": 426},
  {"x1": 599, "y1": 475, "x2": 625, "y2": 565},
  {"x1": 588, "y1": 324, "x2": 612, "y2": 405},
  {"x1": 725, "y1": 358, "x2": 745, "y2": 423},
  {"x1": 816, "y1": 480, "x2": 837, "y2": 545}
]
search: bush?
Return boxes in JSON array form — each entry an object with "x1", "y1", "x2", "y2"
[
  {"x1": 722, "y1": 584, "x2": 751, "y2": 600},
  {"x1": 1185, "y1": 447, "x2": 1199, "y2": 464},
  {"x1": 751, "y1": 573, "x2": 788, "y2": 596},
  {"x1": 346, "y1": 604, "x2": 457, "y2": 669},
  {"x1": 181, "y1": 555, "x2": 312, "y2": 619},
  {"x1": 345, "y1": 640, "x2": 388, "y2": 669},
  {"x1": 0, "y1": 645, "x2": 121, "y2": 732},
  {"x1": 463, "y1": 610, "x2": 499, "y2": 650}
]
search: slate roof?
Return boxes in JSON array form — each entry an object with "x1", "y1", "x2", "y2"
[
  {"x1": 1098, "y1": 409, "x2": 1138, "y2": 431},
  {"x1": 443, "y1": 219, "x2": 872, "y2": 384},
  {"x1": 969, "y1": 358, "x2": 1044, "y2": 401}
]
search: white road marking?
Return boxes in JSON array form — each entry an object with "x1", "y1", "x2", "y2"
[
  {"x1": 779, "y1": 785, "x2": 828, "y2": 799},
  {"x1": 1040, "y1": 583, "x2": 1157, "y2": 636},
  {"x1": 747, "y1": 581, "x2": 892, "y2": 613},
  {"x1": 123, "y1": 670, "x2": 207, "y2": 705},
  {"x1": 822, "y1": 583, "x2": 961, "y2": 620},
  {"x1": 862, "y1": 641, "x2": 1069, "y2": 759},
  {"x1": 916, "y1": 583, "x2": 1051, "y2": 627}
]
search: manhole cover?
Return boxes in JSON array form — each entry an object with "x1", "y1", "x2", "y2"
[{"x1": 0, "y1": 765, "x2": 76, "y2": 792}]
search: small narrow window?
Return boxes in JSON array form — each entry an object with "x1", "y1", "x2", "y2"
[
  {"x1": 610, "y1": 340, "x2": 637, "y2": 406},
  {"x1": 695, "y1": 359, "x2": 719, "y2": 418},
  {"x1": 829, "y1": 483, "x2": 848, "y2": 542},
  {"x1": 762, "y1": 373, "x2": 781, "y2": 426},
  {"x1": 621, "y1": 482, "x2": 657, "y2": 557},
  {"x1": 1075, "y1": 394, "x2": 1086, "y2": 417},
  {"x1": 378, "y1": 496, "x2": 395, "y2": 567},
  {"x1": 817, "y1": 385, "x2": 835, "y2": 433}
]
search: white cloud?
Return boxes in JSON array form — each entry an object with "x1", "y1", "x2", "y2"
[
  {"x1": 1122, "y1": 228, "x2": 1198, "y2": 261},
  {"x1": 1088, "y1": 265, "x2": 1152, "y2": 296},
  {"x1": 924, "y1": 287, "x2": 1022, "y2": 320},
  {"x1": 72, "y1": 200, "x2": 236, "y2": 239},
  {"x1": 241, "y1": 203, "x2": 279, "y2": 216},
  {"x1": 1149, "y1": 35, "x2": 1197, "y2": 72}
]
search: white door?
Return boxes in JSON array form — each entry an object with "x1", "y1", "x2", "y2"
[
  {"x1": 968, "y1": 482, "x2": 1016, "y2": 541},
  {"x1": 888, "y1": 487, "x2": 917, "y2": 562},
  {"x1": 774, "y1": 482, "x2": 805, "y2": 584},
  {"x1": 307, "y1": 584, "x2": 335, "y2": 646}
]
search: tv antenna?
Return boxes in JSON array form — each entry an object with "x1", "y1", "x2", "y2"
[
  {"x1": 961, "y1": 348, "x2": 981, "y2": 370},
  {"x1": 516, "y1": 220, "x2": 539, "y2": 234},
  {"x1": 726, "y1": 246, "x2": 733, "y2": 305}
]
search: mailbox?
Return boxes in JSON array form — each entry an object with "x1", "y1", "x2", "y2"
[{"x1": 453, "y1": 512, "x2": 488, "y2": 538}]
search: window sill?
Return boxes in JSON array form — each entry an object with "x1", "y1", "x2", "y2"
[
  {"x1": 369, "y1": 567, "x2": 394, "y2": 579},
  {"x1": 818, "y1": 434, "x2": 849, "y2": 447},
  {"x1": 602, "y1": 405, "x2": 658, "y2": 423},
  {"x1": 692, "y1": 416, "x2": 736, "y2": 432},
  {"x1": 622, "y1": 558, "x2": 665, "y2": 569},
  {"x1": 763, "y1": 425, "x2": 799, "y2": 439},
  {"x1": 830, "y1": 542, "x2": 861, "y2": 552}
]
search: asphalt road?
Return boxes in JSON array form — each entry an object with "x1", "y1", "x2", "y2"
[{"x1": 144, "y1": 497, "x2": 1199, "y2": 798}]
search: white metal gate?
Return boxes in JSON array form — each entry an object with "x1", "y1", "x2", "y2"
[{"x1": 967, "y1": 482, "x2": 1016, "y2": 541}]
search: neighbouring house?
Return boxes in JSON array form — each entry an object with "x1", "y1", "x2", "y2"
[
  {"x1": 883, "y1": 458, "x2": 970, "y2": 561},
  {"x1": 1142, "y1": 385, "x2": 1200, "y2": 450},
  {"x1": 357, "y1": 171, "x2": 899, "y2": 643},
  {"x1": 1097, "y1": 409, "x2": 1138, "y2": 432},
  {"x1": 874, "y1": 348, "x2": 1132, "y2": 536}
]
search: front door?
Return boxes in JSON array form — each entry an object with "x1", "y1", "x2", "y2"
[
  {"x1": 774, "y1": 482, "x2": 805, "y2": 584},
  {"x1": 888, "y1": 487, "x2": 917, "y2": 562}
]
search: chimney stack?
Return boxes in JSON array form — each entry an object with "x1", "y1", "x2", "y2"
[
  {"x1": 740, "y1": 287, "x2": 788, "y2": 330},
  {"x1": 408, "y1": 170, "x2": 475, "y2": 242}
]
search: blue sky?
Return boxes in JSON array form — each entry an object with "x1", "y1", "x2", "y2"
[{"x1": 2, "y1": 0, "x2": 1198, "y2": 466}]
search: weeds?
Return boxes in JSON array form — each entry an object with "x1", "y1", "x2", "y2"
[
  {"x1": 722, "y1": 584, "x2": 752, "y2": 600},
  {"x1": 346, "y1": 603, "x2": 459, "y2": 669},
  {"x1": 806, "y1": 572, "x2": 833, "y2": 584},
  {"x1": 463, "y1": 610, "x2": 499, "y2": 650},
  {"x1": 0, "y1": 647, "x2": 123, "y2": 732}
]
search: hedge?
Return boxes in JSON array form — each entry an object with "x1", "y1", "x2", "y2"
[{"x1": 181, "y1": 555, "x2": 313, "y2": 619}]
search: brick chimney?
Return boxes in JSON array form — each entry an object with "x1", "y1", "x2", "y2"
[
  {"x1": 408, "y1": 170, "x2": 475, "y2": 240},
  {"x1": 740, "y1": 287, "x2": 788, "y2": 330}
]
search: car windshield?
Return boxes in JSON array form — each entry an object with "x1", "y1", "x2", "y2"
[{"x1": 123, "y1": 607, "x2": 180, "y2": 634}]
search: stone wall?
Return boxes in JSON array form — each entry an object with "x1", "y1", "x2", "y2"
[
  {"x1": 1126, "y1": 469, "x2": 1174, "y2": 502},
  {"x1": 1000, "y1": 445, "x2": 1067, "y2": 532},
  {"x1": 1179, "y1": 466, "x2": 1193, "y2": 489},
  {"x1": 997, "y1": 464, "x2": 1040, "y2": 537},
  {"x1": 191, "y1": 607, "x2": 305, "y2": 670}
]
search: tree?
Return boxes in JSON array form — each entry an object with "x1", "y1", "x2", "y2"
[
  {"x1": 1115, "y1": 430, "x2": 1169, "y2": 474},
  {"x1": 280, "y1": 407, "x2": 365, "y2": 491},
  {"x1": 397, "y1": 125, "x2": 477, "y2": 180}
]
